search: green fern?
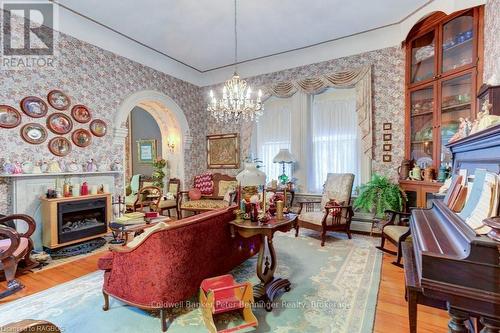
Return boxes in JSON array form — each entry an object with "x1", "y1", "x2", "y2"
[{"x1": 354, "y1": 174, "x2": 406, "y2": 217}]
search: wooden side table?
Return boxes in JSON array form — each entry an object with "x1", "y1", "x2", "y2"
[{"x1": 229, "y1": 214, "x2": 298, "y2": 311}]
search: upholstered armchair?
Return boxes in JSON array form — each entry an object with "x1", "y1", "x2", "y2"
[
  {"x1": 158, "y1": 178, "x2": 181, "y2": 218},
  {"x1": 0, "y1": 214, "x2": 37, "y2": 299},
  {"x1": 376, "y1": 210, "x2": 411, "y2": 267},
  {"x1": 295, "y1": 173, "x2": 355, "y2": 246}
]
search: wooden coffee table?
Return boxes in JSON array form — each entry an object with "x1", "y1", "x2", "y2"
[{"x1": 229, "y1": 213, "x2": 298, "y2": 311}]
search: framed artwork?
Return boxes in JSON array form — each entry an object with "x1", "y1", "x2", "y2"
[
  {"x1": 47, "y1": 112, "x2": 73, "y2": 135},
  {"x1": 20, "y1": 97, "x2": 48, "y2": 118},
  {"x1": 72, "y1": 128, "x2": 92, "y2": 147},
  {"x1": 89, "y1": 119, "x2": 107, "y2": 137},
  {"x1": 383, "y1": 122, "x2": 392, "y2": 130},
  {"x1": 71, "y1": 105, "x2": 92, "y2": 123},
  {"x1": 48, "y1": 137, "x2": 72, "y2": 157},
  {"x1": 137, "y1": 139, "x2": 157, "y2": 164},
  {"x1": 0, "y1": 105, "x2": 21, "y2": 128},
  {"x1": 47, "y1": 90, "x2": 71, "y2": 110},
  {"x1": 383, "y1": 154, "x2": 392, "y2": 162},
  {"x1": 21, "y1": 123, "x2": 48, "y2": 144},
  {"x1": 207, "y1": 133, "x2": 239, "y2": 169},
  {"x1": 383, "y1": 144, "x2": 392, "y2": 152},
  {"x1": 383, "y1": 133, "x2": 392, "y2": 141}
]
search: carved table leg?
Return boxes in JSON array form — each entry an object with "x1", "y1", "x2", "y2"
[
  {"x1": 253, "y1": 233, "x2": 291, "y2": 312},
  {"x1": 448, "y1": 307, "x2": 471, "y2": 333},
  {"x1": 479, "y1": 317, "x2": 500, "y2": 333}
]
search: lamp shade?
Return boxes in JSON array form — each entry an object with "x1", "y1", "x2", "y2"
[
  {"x1": 273, "y1": 149, "x2": 295, "y2": 164},
  {"x1": 236, "y1": 163, "x2": 266, "y2": 186}
]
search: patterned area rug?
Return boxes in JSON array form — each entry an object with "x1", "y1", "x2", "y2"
[{"x1": 0, "y1": 231, "x2": 382, "y2": 333}]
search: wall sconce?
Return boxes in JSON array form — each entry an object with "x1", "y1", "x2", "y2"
[{"x1": 167, "y1": 135, "x2": 176, "y2": 152}]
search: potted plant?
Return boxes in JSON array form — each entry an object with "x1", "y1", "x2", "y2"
[
  {"x1": 152, "y1": 158, "x2": 167, "y2": 189},
  {"x1": 354, "y1": 174, "x2": 406, "y2": 218}
]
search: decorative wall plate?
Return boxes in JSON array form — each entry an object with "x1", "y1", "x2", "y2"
[
  {"x1": 0, "y1": 105, "x2": 21, "y2": 128},
  {"x1": 48, "y1": 137, "x2": 72, "y2": 156},
  {"x1": 71, "y1": 104, "x2": 92, "y2": 123},
  {"x1": 47, "y1": 112, "x2": 73, "y2": 135},
  {"x1": 47, "y1": 90, "x2": 71, "y2": 110},
  {"x1": 89, "y1": 119, "x2": 107, "y2": 137},
  {"x1": 21, "y1": 123, "x2": 48, "y2": 144},
  {"x1": 20, "y1": 97, "x2": 48, "y2": 118},
  {"x1": 72, "y1": 128, "x2": 92, "y2": 147}
]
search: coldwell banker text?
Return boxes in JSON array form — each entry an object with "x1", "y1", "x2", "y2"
[{"x1": 1, "y1": 1, "x2": 57, "y2": 70}]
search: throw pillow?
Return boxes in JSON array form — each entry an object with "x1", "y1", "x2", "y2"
[
  {"x1": 326, "y1": 200, "x2": 344, "y2": 217},
  {"x1": 188, "y1": 188, "x2": 202, "y2": 200},
  {"x1": 194, "y1": 173, "x2": 214, "y2": 195},
  {"x1": 218, "y1": 180, "x2": 237, "y2": 197}
]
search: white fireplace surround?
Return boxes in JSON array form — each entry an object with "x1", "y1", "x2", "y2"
[{"x1": 2, "y1": 171, "x2": 120, "y2": 251}]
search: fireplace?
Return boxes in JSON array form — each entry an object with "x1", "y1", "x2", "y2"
[
  {"x1": 41, "y1": 193, "x2": 111, "y2": 249},
  {"x1": 57, "y1": 198, "x2": 108, "y2": 244}
]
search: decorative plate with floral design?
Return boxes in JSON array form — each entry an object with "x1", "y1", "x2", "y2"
[
  {"x1": 48, "y1": 137, "x2": 72, "y2": 156},
  {"x1": 20, "y1": 97, "x2": 48, "y2": 118},
  {"x1": 71, "y1": 105, "x2": 92, "y2": 123},
  {"x1": 47, "y1": 90, "x2": 71, "y2": 110},
  {"x1": 89, "y1": 119, "x2": 107, "y2": 137},
  {"x1": 21, "y1": 123, "x2": 48, "y2": 144},
  {"x1": 0, "y1": 105, "x2": 21, "y2": 128},
  {"x1": 47, "y1": 112, "x2": 73, "y2": 135},
  {"x1": 72, "y1": 128, "x2": 92, "y2": 147}
]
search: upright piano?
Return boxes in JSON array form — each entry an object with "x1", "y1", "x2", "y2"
[{"x1": 407, "y1": 124, "x2": 500, "y2": 333}]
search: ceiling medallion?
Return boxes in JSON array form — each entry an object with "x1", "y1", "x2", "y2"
[{"x1": 207, "y1": 0, "x2": 263, "y2": 123}]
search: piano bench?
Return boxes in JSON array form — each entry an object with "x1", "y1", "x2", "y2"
[{"x1": 402, "y1": 241, "x2": 447, "y2": 333}]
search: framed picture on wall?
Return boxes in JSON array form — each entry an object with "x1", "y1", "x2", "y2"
[
  {"x1": 383, "y1": 122, "x2": 392, "y2": 130},
  {"x1": 137, "y1": 139, "x2": 157, "y2": 164},
  {"x1": 383, "y1": 133, "x2": 392, "y2": 141},
  {"x1": 207, "y1": 133, "x2": 239, "y2": 169},
  {"x1": 383, "y1": 154, "x2": 392, "y2": 162},
  {"x1": 383, "y1": 144, "x2": 392, "y2": 152}
]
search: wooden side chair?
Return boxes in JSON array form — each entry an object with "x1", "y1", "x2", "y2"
[
  {"x1": 133, "y1": 186, "x2": 163, "y2": 213},
  {"x1": 0, "y1": 214, "x2": 37, "y2": 299},
  {"x1": 158, "y1": 178, "x2": 181, "y2": 218},
  {"x1": 295, "y1": 173, "x2": 355, "y2": 246},
  {"x1": 375, "y1": 209, "x2": 411, "y2": 267}
]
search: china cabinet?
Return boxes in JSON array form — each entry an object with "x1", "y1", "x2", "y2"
[{"x1": 401, "y1": 6, "x2": 484, "y2": 208}]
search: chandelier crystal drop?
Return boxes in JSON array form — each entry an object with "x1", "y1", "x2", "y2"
[{"x1": 207, "y1": 0, "x2": 264, "y2": 123}]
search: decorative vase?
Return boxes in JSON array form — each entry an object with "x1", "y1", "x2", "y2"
[{"x1": 21, "y1": 161, "x2": 33, "y2": 174}]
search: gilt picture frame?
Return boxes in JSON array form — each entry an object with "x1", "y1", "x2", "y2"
[
  {"x1": 207, "y1": 133, "x2": 239, "y2": 169},
  {"x1": 137, "y1": 139, "x2": 157, "y2": 164}
]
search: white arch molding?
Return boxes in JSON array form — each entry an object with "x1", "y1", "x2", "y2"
[{"x1": 114, "y1": 90, "x2": 192, "y2": 191}]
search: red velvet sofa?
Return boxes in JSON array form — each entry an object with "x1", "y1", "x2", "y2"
[{"x1": 98, "y1": 206, "x2": 259, "y2": 332}]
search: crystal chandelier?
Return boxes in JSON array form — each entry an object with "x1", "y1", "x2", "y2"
[{"x1": 207, "y1": 0, "x2": 263, "y2": 123}]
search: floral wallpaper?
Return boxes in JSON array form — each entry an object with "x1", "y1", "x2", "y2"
[
  {"x1": 203, "y1": 46, "x2": 406, "y2": 183},
  {"x1": 0, "y1": 16, "x2": 206, "y2": 214},
  {"x1": 484, "y1": 0, "x2": 500, "y2": 84}
]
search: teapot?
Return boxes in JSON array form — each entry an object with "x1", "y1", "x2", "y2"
[
  {"x1": 397, "y1": 159, "x2": 412, "y2": 180},
  {"x1": 21, "y1": 161, "x2": 34, "y2": 174},
  {"x1": 409, "y1": 165, "x2": 422, "y2": 181},
  {"x1": 67, "y1": 160, "x2": 80, "y2": 173}
]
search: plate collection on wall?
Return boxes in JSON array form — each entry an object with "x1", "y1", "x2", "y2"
[{"x1": 2, "y1": 90, "x2": 107, "y2": 156}]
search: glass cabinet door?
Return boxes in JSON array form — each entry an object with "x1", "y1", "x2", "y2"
[
  {"x1": 410, "y1": 86, "x2": 434, "y2": 166},
  {"x1": 410, "y1": 30, "x2": 436, "y2": 84},
  {"x1": 441, "y1": 11, "x2": 474, "y2": 73},
  {"x1": 439, "y1": 73, "x2": 473, "y2": 164}
]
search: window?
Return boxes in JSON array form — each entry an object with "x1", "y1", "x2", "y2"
[{"x1": 253, "y1": 88, "x2": 360, "y2": 194}]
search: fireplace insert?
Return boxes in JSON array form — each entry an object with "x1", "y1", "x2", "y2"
[{"x1": 57, "y1": 198, "x2": 107, "y2": 244}]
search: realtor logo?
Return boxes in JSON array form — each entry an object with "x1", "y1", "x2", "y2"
[{"x1": 1, "y1": 1, "x2": 57, "y2": 69}]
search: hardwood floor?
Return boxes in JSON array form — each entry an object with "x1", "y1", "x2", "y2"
[{"x1": 0, "y1": 243, "x2": 449, "y2": 332}]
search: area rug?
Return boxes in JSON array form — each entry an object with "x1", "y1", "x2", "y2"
[{"x1": 0, "y1": 231, "x2": 382, "y2": 333}]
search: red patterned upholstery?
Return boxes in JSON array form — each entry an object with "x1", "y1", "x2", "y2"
[
  {"x1": 194, "y1": 173, "x2": 214, "y2": 195},
  {"x1": 100, "y1": 207, "x2": 259, "y2": 310}
]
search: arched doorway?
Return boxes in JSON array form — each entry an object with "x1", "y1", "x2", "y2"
[{"x1": 113, "y1": 90, "x2": 192, "y2": 191}]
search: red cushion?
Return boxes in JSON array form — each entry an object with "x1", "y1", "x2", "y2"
[
  {"x1": 194, "y1": 173, "x2": 213, "y2": 195},
  {"x1": 201, "y1": 274, "x2": 244, "y2": 313},
  {"x1": 98, "y1": 252, "x2": 114, "y2": 270},
  {"x1": 188, "y1": 188, "x2": 202, "y2": 200}
]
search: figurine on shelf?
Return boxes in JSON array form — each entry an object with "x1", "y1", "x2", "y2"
[
  {"x1": 12, "y1": 162, "x2": 22, "y2": 174},
  {"x1": 470, "y1": 100, "x2": 500, "y2": 135},
  {"x1": 32, "y1": 161, "x2": 42, "y2": 174},
  {"x1": 58, "y1": 160, "x2": 67, "y2": 172},
  {"x1": 67, "y1": 160, "x2": 80, "y2": 173},
  {"x1": 448, "y1": 117, "x2": 472, "y2": 143},
  {"x1": 40, "y1": 160, "x2": 48, "y2": 173},
  {"x1": 3, "y1": 160, "x2": 14, "y2": 175},
  {"x1": 47, "y1": 160, "x2": 62, "y2": 173},
  {"x1": 86, "y1": 159, "x2": 97, "y2": 172},
  {"x1": 21, "y1": 161, "x2": 33, "y2": 174}
]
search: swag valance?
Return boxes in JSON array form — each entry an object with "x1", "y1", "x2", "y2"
[{"x1": 262, "y1": 66, "x2": 373, "y2": 160}]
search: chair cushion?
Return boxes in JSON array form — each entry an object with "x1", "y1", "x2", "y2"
[
  {"x1": 299, "y1": 211, "x2": 327, "y2": 225},
  {"x1": 194, "y1": 173, "x2": 214, "y2": 195},
  {"x1": 0, "y1": 237, "x2": 28, "y2": 257},
  {"x1": 125, "y1": 194, "x2": 136, "y2": 206},
  {"x1": 384, "y1": 225, "x2": 409, "y2": 241},
  {"x1": 320, "y1": 173, "x2": 355, "y2": 211},
  {"x1": 218, "y1": 180, "x2": 237, "y2": 197},
  {"x1": 181, "y1": 199, "x2": 229, "y2": 210},
  {"x1": 159, "y1": 199, "x2": 177, "y2": 209},
  {"x1": 97, "y1": 252, "x2": 114, "y2": 270}
]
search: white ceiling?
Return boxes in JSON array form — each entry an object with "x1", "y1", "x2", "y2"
[{"x1": 58, "y1": 0, "x2": 428, "y2": 72}]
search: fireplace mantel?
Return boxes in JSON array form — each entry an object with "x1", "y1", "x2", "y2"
[{"x1": 0, "y1": 171, "x2": 122, "y2": 178}]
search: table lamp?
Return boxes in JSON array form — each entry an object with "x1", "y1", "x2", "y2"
[
  {"x1": 273, "y1": 149, "x2": 295, "y2": 184},
  {"x1": 236, "y1": 163, "x2": 267, "y2": 221}
]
